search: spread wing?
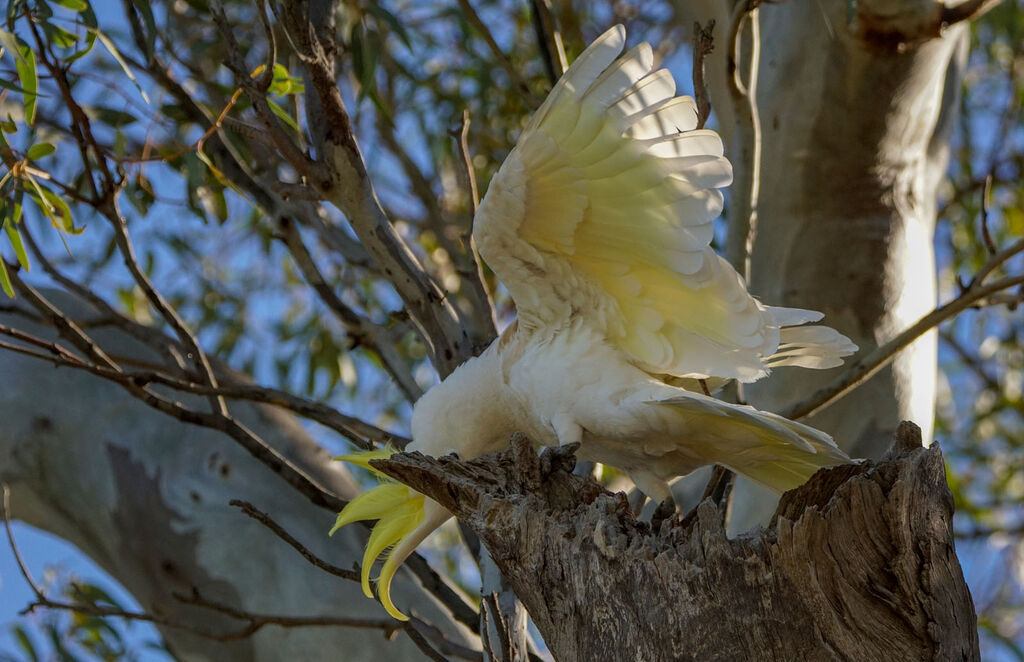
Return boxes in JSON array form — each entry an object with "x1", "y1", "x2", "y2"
[{"x1": 475, "y1": 26, "x2": 855, "y2": 382}]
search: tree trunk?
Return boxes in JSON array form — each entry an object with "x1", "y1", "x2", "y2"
[
  {"x1": 0, "y1": 297, "x2": 471, "y2": 661},
  {"x1": 378, "y1": 424, "x2": 979, "y2": 662},
  {"x1": 672, "y1": 0, "x2": 967, "y2": 531}
]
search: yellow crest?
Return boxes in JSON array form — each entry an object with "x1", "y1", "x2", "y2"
[{"x1": 331, "y1": 447, "x2": 425, "y2": 620}]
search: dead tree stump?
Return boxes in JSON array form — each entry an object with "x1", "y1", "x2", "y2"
[{"x1": 376, "y1": 422, "x2": 978, "y2": 662}]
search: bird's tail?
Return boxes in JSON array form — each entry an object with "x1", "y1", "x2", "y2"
[{"x1": 653, "y1": 393, "x2": 852, "y2": 493}]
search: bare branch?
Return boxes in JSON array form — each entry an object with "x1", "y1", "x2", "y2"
[
  {"x1": 230, "y1": 499, "x2": 359, "y2": 582},
  {"x1": 5, "y1": 485, "x2": 395, "y2": 642},
  {"x1": 2, "y1": 485, "x2": 45, "y2": 601},
  {"x1": 229, "y1": 500, "x2": 481, "y2": 635},
  {"x1": 278, "y1": 6, "x2": 473, "y2": 378},
  {"x1": 692, "y1": 21, "x2": 715, "y2": 131},
  {"x1": 970, "y1": 237, "x2": 1024, "y2": 289},
  {"x1": 0, "y1": 286, "x2": 345, "y2": 513},
  {"x1": 724, "y1": 1, "x2": 762, "y2": 281},
  {"x1": 783, "y1": 273, "x2": 1024, "y2": 421},
  {"x1": 530, "y1": 0, "x2": 567, "y2": 86},
  {"x1": 449, "y1": 110, "x2": 498, "y2": 342},
  {"x1": 19, "y1": 224, "x2": 190, "y2": 374}
]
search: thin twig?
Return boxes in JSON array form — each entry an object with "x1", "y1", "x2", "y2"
[
  {"x1": 783, "y1": 273, "x2": 1024, "y2": 420},
  {"x1": 401, "y1": 619, "x2": 452, "y2": 661},
  {"x1": 2, "y1": 485, "x2": 44, "y2": 600},
  {"x1": 229, "y1": 500, "x2": 481, "y2": 635},
  {"x1": 0, "y1": 305, "x2": 399, "y2": 450},
  {"x1": 530, "y1": 0, "x2": 567, "y2": 86},
  {"x1": 448, "y1": 110, "x2": 498, "y2": 342},
  {"x1": 175, "y1": 588, "x2": 402, "y2": 641},
  {"x1": 0, "y1": 285, "x2": 346, "y2": 513},
  {"x1": 230, "y1": 500, "x2": 360, "y2": 582},
  {"x1": 20, "y1": 224, "x2": 190, "y2": 373},
  {"x1": 692, "y1": 21, "x2": 715, "y2": 131},
  {"x1": 724, "y1": 0, "x2": 762, "y2": 282},
  {"x1": 106, "y1": 199, "x2": 230, "y2": 416},
  {"x1": 6, "y1": 485, "x2": 388, "y2": 641},
  {"x1": 970, "y1": 237, "x2": 1024, "y2": 288}
]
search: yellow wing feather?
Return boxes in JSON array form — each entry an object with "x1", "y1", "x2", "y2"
[{"x1": 475, "y1": 26, "x2": 854, "y2": 381}]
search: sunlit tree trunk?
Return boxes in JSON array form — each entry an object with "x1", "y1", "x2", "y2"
[{"x1": 673, "y1": 0, "x2": 967, "y2": 531}]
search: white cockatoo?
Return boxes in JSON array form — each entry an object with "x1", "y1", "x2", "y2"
[{"x1": 331, "y1": 25, "x2": 857, "y2": 620}]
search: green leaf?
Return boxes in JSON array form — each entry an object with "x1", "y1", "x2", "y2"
[
  {"x1": 367, "y1": 5, "x2": 412, "y2": 50},
  {"x1": 129, "y1": 0, "x2": 156, "y2": 58},
  {"x1": 5, "y1": 217, "x2": 30, "y2": 270},
  {"x1": 0, "y1": 75, "x2": 34, "y2": 95},
  {"x1": 15, "y1": 43, "x2": 37, "y2": 125},
  {"x1": 65, "y1": 3, "x2": 97, "y2": 63},
  {"x1": 267, "y1": 62, "x2": 304, "y2": 96},
  {"x1": 0, "y1": 28, "x2": 28, "y2": 68},
  {"x1": 12, "y1": 625, "x2": 39, "y2": 661},
  {"x1": 0, "y1": 255, "x2": 13, "y2": 297},
  {"x1": 26, "y1": 178, "x2": 79, "y2": 233},
  {"x1": 85, "y1": 105, "x2": 137, "y2": 127},
  {"x1": 41, "y1": 20, "x2": 79, "y2": 48},
  {"x1": 266, "y1": 98, "x2": 299, "y2": 132},
  {"x1": 55, "y1": 0, "x2": 88, "y2": 10},
  {"x1": 26, "y1": 141, "x2": 55, "y2": 160},
  {"x1": 90, "y1": 27, "x2": 149, "y2": 104}
]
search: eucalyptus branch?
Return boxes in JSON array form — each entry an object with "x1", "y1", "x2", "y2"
[
  {"x1": 210, "y1": 1, "x2": 317, "y2": 183},
  {"x1": 38, "y1": 27, "x2": 230, "y2": 417},
  {"x1": 276, "y1": 4, "x2": 473, "y2": 378},
  {"x1": 230, "y1": 500, "x2": 481, "y2": 635},
  {"x1": 724, "y1": 0, "x2": 762, "y2": 281},
  {"x1": 373, "y1": 59, "x2": 496, "y2": 344},
  {"x1": 692, "y1": 21, "x2": 715, "y2": 130},
  {"x1": 105, "y1": 199, "x2": 229, "y2": 415},
  {"x1": 174, "y1": 588, "x2": 403, "y2": 642},
  {"x1": 783, "y1": 273, "x2": 1024, "y2": 421},
  {"x1": 20, "y1": 224, "x2": 190, "y2": 374},
  {"x1": 530, "y1": 0, "x2": 567, "y2": 86},
  {"x1": 449, "y1": 109, "x2": 498, "y2": 343}
]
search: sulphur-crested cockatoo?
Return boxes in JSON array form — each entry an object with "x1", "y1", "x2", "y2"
[{"x1": 331, "y1": 25, "x2": 857, "y2": 619}]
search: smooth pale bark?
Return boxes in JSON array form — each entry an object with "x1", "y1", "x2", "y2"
[
  {"x1": 0, "y1": 298, "x2": 471, "y2": 661},
  {"x1": 672, "y1": 0, "x2": 965, "y2": 531},
  {"x1": 377, "y1": 427, "x2": 979, "y2": 662}
]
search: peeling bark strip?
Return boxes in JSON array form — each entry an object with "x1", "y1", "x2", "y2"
[{"x1": 376, "y1": 424, "x2": 979, "y2": 662}]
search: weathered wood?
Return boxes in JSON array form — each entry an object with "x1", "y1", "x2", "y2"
[{"x1": 376, "y1": 424, "x2": 979, "y2": 662}]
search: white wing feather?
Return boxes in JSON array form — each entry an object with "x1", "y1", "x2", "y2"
[{"x1": 475, "y1": 25, "x2": 855, "y2": 382}]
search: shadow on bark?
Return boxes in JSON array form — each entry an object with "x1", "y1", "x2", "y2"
[{"x1": 376, "y1": 422, "x2": 979, "y2": 662}]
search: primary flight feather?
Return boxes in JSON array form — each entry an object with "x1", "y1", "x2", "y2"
[{"x1": 332, "y1": 25, "x2": 858, "y2": 620}]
